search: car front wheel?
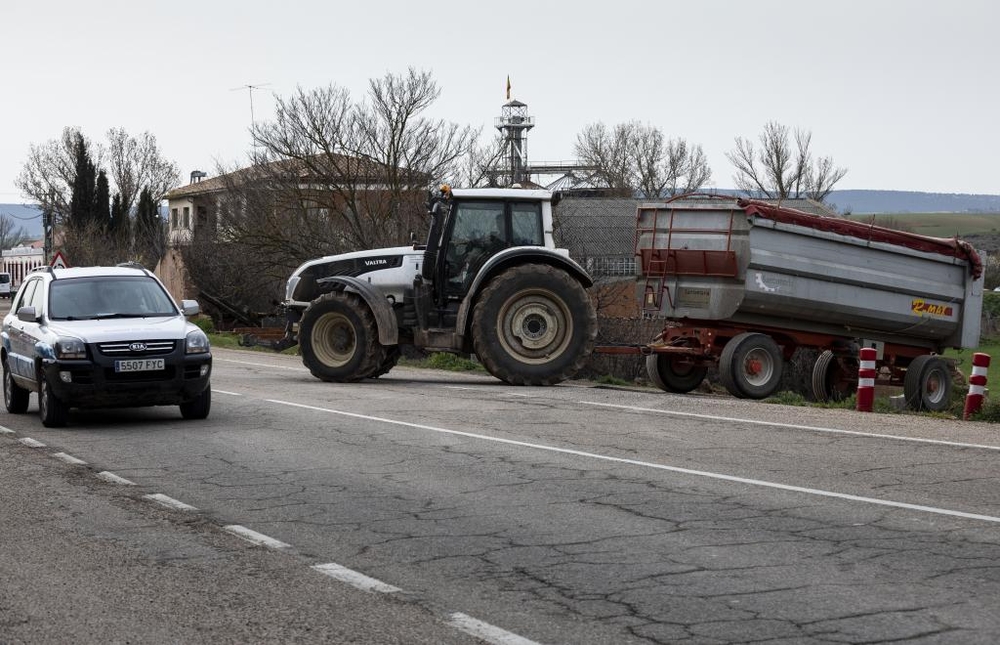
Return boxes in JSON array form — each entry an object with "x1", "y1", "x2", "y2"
[
  {"x1": 180, "y1": 384, "x2": 211, "y2": 420},
  {"x1": 39, "y1": 377, "x2": 69, "y2": 428}
]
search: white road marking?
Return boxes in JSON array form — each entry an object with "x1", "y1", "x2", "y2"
[
  {"x1": 310, "y1": 563, "x2": 401, "y2": 594},
  {"x1": 443, "y1": 385, "x2": 531, "y2": 398},
  {"x1": 0, "y1": 425, "x2": 14, "y2": 434},
  {"x1": 447, "y1": 613, "x2": 542, "y2": 645},
  {"x1": 19, "y1": 437, "x2": 45, "y2": 448},
  {"x1": 580, "y1": 400, "x2": 1000, "y2": 452},
  {"x1": 143, "y1": 493, "x2": 198, "y2": 512},
  {"x1": 216, "y1": 357, "x2": 307, "y2": 372},
  {"x1": 96, "y1": 471, "x2": 135, "y2": 485},
  {"x1": 212, "y1": 389, "x2": 244, "y2": 396},
  {"x1": 52, "y1": 452, "x2": 86, "y2": 465},
  {"x1": 223, "y1": 525, "x2": 291, "y2": 549},
  {"x1": 268, "y1": 398, "x2": 1000, "y2": 525}
]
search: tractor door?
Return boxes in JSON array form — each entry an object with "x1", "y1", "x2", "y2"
[{"x1": 440, "y1": 200, "x2": 544, "y2": 299}]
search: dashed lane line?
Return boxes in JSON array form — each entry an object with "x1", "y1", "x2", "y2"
[
  {"x1": 223, "y1": 525, "x2": 291, "y2": 550},
  {"x1": 143, "y1": 493, "x2": 198, "y2": 512},
  {"x1": 310, "y1": 563, "x2": 402, "y2": 594},
  {"x1": 19, "y1": 437, "x2": 45, "y2": 448},
  {"x1": 579, "y1": 400, "x2": 1000, "y2": 452},
  {"x1": 447, "y1": 613, "x2": 543, "y2": 645},
  {"x1": 51, "y1": 452, "x2": 86, "y2": 465},
  {"x1": 96, "y1": 471, "x2": 136, "y2": 485},
  {"x1": 0, "y1": 425, "x2": 14, "y2": 434},
  {"x1": 267, "y1": 398, "x2": 1000, "y2": 526}
]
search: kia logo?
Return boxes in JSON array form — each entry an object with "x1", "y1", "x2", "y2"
[{"x1": 129, "y1": 342, "x2": 148, "y2": 352}]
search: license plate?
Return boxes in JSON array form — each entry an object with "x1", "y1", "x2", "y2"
[{"x1": 115, "y1": 359, "x2": 165, "y2": 372}]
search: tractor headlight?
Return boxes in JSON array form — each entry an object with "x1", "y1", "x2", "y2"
[{"x1": 186, "y1": 329, "x2": 210, "y2": 354}]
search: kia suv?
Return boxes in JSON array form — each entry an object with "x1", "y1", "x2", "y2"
[{"x1": 1, "y1": 265, "x2": 212, "y2": 427}]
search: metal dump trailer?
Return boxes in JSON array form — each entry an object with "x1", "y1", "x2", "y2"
[{"x1": 624, "y1": 194, "x2": 984, "y2": 410}]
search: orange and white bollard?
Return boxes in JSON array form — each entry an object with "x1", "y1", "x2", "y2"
[
  {"x1": 963, "y1": 352, "x2": 990, "y2": 420},
  {"x1": 856, "y1": 347, "x2": 877, "y2": 412}
]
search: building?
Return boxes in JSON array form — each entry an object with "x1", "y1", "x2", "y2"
[{"x1": 2, "y1": 241, "x2": 46, "y2": 286}]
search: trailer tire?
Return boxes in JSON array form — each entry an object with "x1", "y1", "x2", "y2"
[
  {"x1": 299, "y1": 292, "x2": 381, "y2": 382},
  {"x1": 903, "y1": 355, "x2": 952, "y2": 412},
  {"x1": 811, "y1": 350, "x2": 856, "y2": 402},
  {"x1": 718, "y1": 332, "x2": 783, "y2": 399},
  {"x1": 646, "y1": 354, "x2": 708, "y2": 394},
  {"x1": 472, "y1": 264, "x2": 596, "y2": 386}
]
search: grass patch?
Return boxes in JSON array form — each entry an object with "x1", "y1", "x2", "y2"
[
  {"x1": 763, "y1": 391, "x2": 808, "y2": 406},
  {"x1": 594, "y1": 374, "x2": 632, "y2": 386},
  {"x1": 401, "y1": 352, "x2": 486, "y2": 372}
]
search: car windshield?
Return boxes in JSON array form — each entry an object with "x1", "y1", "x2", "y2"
[{"x1": 48, "y1": 276, "x2": 179, "y2": 320}]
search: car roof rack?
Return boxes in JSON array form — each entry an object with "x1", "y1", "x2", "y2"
[{"x1": 116, "y1": 261, "x2": 152, "y2": 276}]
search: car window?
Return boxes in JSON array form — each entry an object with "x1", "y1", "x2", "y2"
[
  {"x1": 48, "y1": 276, "x2": 178, "y2": 320},
  {"x1": 20, "y1": 279, "x2": 42, "y2": 313}
]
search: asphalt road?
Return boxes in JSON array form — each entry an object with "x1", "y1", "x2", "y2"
[{"x1": 3, "y1": 318, "x2": 1000, "y2": 643}]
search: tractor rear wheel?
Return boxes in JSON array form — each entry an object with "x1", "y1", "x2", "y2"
[
  {"x1": 472, "y1": 264, "x2": 596, "y2": 386},
  {"x1": 299, "y1": 292, "x2": 381, "y2": 382}
]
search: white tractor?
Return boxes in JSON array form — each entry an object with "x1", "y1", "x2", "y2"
[{"x1": 270, "y1": 186, "x2": 597, "y2": 385}]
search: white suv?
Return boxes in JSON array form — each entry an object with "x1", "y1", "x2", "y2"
[{"x1": 1, "y1": 265, "x2": 212, "y2": 427}]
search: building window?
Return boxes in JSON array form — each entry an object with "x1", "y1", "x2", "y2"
[
  {"x1": 171, "y1": 209, "x2": 178, "y2": 230},
  {"x1": 182, "y1": 207, "x2": 190, "y2": 229}
]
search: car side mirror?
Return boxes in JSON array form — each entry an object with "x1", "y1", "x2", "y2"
[
  {"x1": 16, "y1": 306, "x2": 38, "y2": 323},
  {"x1": 180, "y1": 300, "x2": 200, "y2": 316}
]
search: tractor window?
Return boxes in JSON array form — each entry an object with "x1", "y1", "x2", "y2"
[
  {"x1": 445, "y1": 201, "x2": 507, "y2": 296},
  {"x1": 511, "y1": 202, "x2": 543, "y2": 246}
]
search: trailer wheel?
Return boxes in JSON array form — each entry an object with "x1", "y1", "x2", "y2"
[
  {"x1": 472, "y1": 264, "x2": 597, "y2": 386},
  {"x1": 646, "y1": 354, "x2": 708, "y2": 393},
  {"x1": 299, "y1": 292, "x2": 381, "y2": 382},
  {"x1": 718, "y1": 332, "x2": 783, "y2": 399},
  {"x1": 903, "y1": 355, "x2": 953, "y2": 412},
  {"x1": 811, "y1": 350, "x2": 857, "y2": 402}
]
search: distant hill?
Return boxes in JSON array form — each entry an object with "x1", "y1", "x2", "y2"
[
  {"x1": 826, "y1": 190, "x2": 1000, "y2": 215},
  {"x1": 0, "y1": 204, "x2": 42, "y2": 239},
  {"x1": 3, "y1": 190, "x2": 999, "y2": 236}
]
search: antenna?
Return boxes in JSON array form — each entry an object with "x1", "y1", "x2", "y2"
[{"x1": 230, "y1": 83, "x2": 271, "y2": 132}]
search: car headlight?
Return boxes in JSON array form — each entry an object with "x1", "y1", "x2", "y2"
[
  {"x1": 186, "y1": 329, "x2": 210, "y2": 354},
  {"x1": 55, "y1": 336, "x2": 87, "y2": 360}
]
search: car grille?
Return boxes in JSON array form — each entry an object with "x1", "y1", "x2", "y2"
[{"x1": 97, "y1": 340, "x2": 176, "y2": 356}]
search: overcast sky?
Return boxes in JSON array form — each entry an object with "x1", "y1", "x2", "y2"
[{"x1": 2, "y1": 0, "x2": 997, "y2": 203}]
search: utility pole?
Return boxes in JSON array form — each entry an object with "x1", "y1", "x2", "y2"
[{"x1": 42, "y1": 191, "x2": 54, "y2": 265}]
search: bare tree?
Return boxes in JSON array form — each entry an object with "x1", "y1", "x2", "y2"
[
  {"x1": 574, "y1": 121, "x2": 712, "y2": 198},
  {"x1": 16, "y1": 126, "x2": 101, "y2": 222},
  {"x1": 0, "y1": 214, "x2": 30, "y2": 250},
  {"x1": 727, "y1": 121, "x2": 847, "y2": 202},
  {"x1": 106, "y1": 128, "x2": 180, "y2": 218},
  {"x1": 248, "y1": 68, "x2": 479, "y2": 251}
]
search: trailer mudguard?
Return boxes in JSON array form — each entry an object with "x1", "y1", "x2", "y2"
[{"x1": 315, "y1": 275, "x2": 399, "y2": 346}]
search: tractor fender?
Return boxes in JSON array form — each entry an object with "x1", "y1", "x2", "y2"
[
  {"x1": 314, "y1": 275, "x2": 399, "y2": 346},
  {"x1": 455, "y1": 247, "x2": 594, "y2": 341}
]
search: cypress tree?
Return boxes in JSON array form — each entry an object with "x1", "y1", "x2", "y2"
[
  {"x1": 94, "y1": 170, "x2": 111, "y2": 230},
  {"x1": 69, "y1": 133, "x2": 97, "y2": 229}
]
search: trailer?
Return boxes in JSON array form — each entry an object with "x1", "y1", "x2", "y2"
[{"x1": 605, "y1": 194, "x2": 984, "y2": 411}]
